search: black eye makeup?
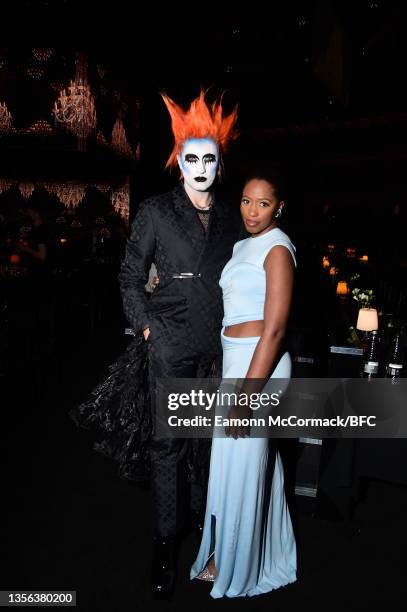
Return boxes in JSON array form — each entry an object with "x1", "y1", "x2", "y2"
[
  {"x1": 203, "y1": 154, "x2": 216, "y2": 163},
  {"x1": 185, "y1": 154, "x2": 198, "y2": 163}
]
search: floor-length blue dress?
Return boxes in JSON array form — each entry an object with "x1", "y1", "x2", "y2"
[{"x1": 190, "y1": 227, "x2": 298, "y2": 598}]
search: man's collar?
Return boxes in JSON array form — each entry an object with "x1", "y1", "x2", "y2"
[{"x1": 172, "y1": 182, "x2": 226, "y2": 218}]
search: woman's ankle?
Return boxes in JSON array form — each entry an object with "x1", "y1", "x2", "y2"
[{"x1": 207, "y1": 557, "x2": 217, "y2": 576}]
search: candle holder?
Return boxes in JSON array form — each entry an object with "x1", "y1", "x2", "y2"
[{"x1": 336, "y1": 280, "x2": 349, "y2": 300}]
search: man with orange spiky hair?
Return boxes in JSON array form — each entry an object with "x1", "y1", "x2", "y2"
[{"x1": 119, "y1": 90, "x2": 241, "y2": 598}]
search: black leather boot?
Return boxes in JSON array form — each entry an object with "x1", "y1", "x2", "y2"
[{"x1": 151, "y1": 537, "x2": 176, "y2": 599}]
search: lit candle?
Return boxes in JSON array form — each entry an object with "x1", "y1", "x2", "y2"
[{"x1": 336, "y1": 280, "x2": 349, "y2": 296}]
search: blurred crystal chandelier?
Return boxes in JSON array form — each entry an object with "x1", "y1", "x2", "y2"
[
  {"x1": 111, "y1": 116, "x2": 133, "y2": 158},
  {"x1": 0, "y1": 178, "x2": 16, "y2": 194},
  {"x1": 25, "y1": 119, "x2": 53, "y2": 134},
  {"x1": 94, "y1": 182, "x2": 110, "y2": 193},
  {"x1": 54, "y1": 182, "x2": 87, "y2": 208},
  {"x1": 53, "y1": 52, "x2": 97, "y2": 150},
  {"x1": 0, "y1": 101, "x2": 12, "y2": 132},
  {"x1": 32, "y1": 48, "x2": 54, "y2": 62},
  {"x1": 97, "y1": 129, "x2": 108, "y2": 146},
  {"x1": 26, "y1": 66, "x2": 45, "y2": 80},
  {"x1": 19, "y1": 183, "x2": 35, "y2": 199},
  {"x1": 111, "y1": 181, "x2": 130, "y2": 223}
]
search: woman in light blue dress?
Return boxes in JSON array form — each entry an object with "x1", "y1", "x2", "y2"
[{"x1": 190, "y1": 171, "x2": 297, "y2": 598}]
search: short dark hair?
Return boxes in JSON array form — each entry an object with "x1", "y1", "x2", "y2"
[{"x1": 242, "y1": 167, "x2": 287, "y2": 202}]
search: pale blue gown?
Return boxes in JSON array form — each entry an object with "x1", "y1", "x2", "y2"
[{"x1": 190, "y1": 227, "x2": 297, "y2": 598}]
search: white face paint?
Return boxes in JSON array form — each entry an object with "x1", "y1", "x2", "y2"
[{"x1": 177, "y1": 138, "x2": 220, "y2": 192}]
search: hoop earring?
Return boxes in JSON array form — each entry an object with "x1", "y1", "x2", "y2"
[{"x1": 274, "y1": 208, "x2": 282, "y2": 219}]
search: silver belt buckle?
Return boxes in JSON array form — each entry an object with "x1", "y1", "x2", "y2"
[{"x1": 172, "y1": 272, "x2": 201, "y2": 279}]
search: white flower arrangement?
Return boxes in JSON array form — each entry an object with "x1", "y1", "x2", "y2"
[{"x1": 351, "y1": 287, "x2": 375, "y2": 308}]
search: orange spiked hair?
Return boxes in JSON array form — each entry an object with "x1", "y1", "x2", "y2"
[{"x1": 161, "y1": 89, "x2": 239, "y2": 169}]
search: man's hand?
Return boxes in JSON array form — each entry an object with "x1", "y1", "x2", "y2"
[{"x1": 147, "y1": 276, "x2": 160, "y2": 292}]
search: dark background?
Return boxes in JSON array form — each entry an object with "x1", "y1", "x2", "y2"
[
  {"x1": 1, "y1": 2, "x2": 407, "y2": 610},
  {"x1": 2, "y1": 1, "x2": 407, "y2": 262}
]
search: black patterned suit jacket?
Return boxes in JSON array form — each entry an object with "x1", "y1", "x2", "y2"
[{"x1": 118, "y1": 183, "x2": 242, "y2": 356}]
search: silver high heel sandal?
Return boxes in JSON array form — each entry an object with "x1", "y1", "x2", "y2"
[{"x1": 196, "y1": 566, "x2": 216, "y2": 582}]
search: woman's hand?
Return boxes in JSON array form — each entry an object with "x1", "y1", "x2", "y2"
[
  {"x1": 143, "y1": 327, "x2": 151, "y2": 341},
  {"x1": 225, "y1": 404, "x2": 252, "y2": 439}
]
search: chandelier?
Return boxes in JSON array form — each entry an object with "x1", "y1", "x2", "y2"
[
  {"x1": 0, "y1": 178, "x2": 16, "y2": 194},
  {"x1": 0, "y1": 101, "x2": 12, "y2": 133},
  {"x1": 111, "y1": 181, "x2": 130, "y2": 223},
  {"x1": 97, "y1": 129, "x2": 108, "y2": 146},
  {"x1": 43, "y1": 182, "x2": 58, "y2": 197},
  {"x1": 53, "y1": 53, "x2": 97, "y2": 150},
  {"x1": 24, "y1": 119, "x2": 53, "y2": 135},
  {"x1": 26, "y1": 66, "x2": 45, "y2": 80},
  {"x1": 94, "y1": 182, "x2": 110, "y2": 193},
  {"x1": 96, "y1": 64, "x2": 106, "y2": 79},
  {"x1": 54, "y1": 182, "x2": 87, "y2": 208},
  {"x1": 32, "y1": 48, "x2": 54, "y2": 62},
  {"x1": 111, "y1": 117, "x2": 133, "y2": 158},
  {"x1": 19, "y1": 183, "x2": 35, "y2": 199}
]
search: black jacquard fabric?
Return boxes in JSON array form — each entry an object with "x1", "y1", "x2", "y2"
[
  {"x1": 116, "y1": 183, "x2": 241, "y2": 536},
  {"x1": 147, "y1": 341, "x2": 219, "y2": 537},
  {"x1": 118, "y1": 183, "x2": 242, "y2": 355}
]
